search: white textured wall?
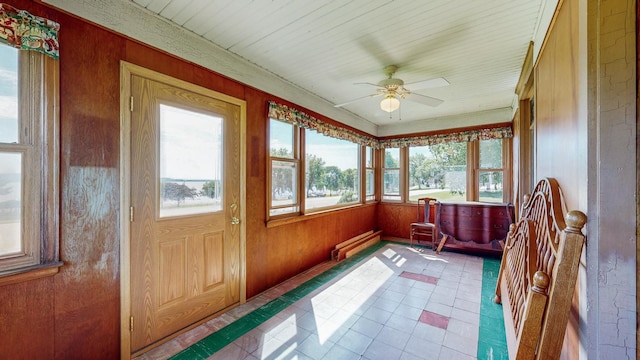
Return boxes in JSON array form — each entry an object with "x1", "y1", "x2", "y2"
[{"x1": 586, "y1": 0, "x2": 637, "y2": 359}]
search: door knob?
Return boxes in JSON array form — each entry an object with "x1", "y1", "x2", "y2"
[{"x1": 231, "y1": 217, "x2": 240, "y2": 225}]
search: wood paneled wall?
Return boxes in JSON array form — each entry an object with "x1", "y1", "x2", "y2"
[
  {"x1": 377, "y1": 203, "x2": 420, "y2": 239},
  {"x1": 533, "y1": 0, "x2": 586, "y2": 358},
  {"x1": 0, "y1": 1, "x2": 375, "y2": 357}
]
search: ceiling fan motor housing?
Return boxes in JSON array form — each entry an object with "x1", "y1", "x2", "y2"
[{"x1": 378, "y1": 77, "x2": 404, "y2": 90}]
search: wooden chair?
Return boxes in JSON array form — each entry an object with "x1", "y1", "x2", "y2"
[
  {"x1": 494, "y1": 178, "x2": 587, "y2": 359},
  {"x1": 409, "y1": 197, "x2": 439, "y2": 248}
]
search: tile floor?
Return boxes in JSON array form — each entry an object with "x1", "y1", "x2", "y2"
[{"x1": 135, "y1": 241, "x2": 507, "y2": 360}]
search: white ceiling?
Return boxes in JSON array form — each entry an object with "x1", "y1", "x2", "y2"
[{"x1": 44, "y1": 0, "x2": 555, "y2": 136}]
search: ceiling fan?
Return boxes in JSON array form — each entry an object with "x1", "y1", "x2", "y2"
[{"x1": 334, "y1": 65, "x2": 449, "y2": 113}]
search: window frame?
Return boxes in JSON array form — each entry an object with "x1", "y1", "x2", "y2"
[
  {"x1": 267, "y1": 117, "x2": 373, "y2": 223},
  {"x1": 383, "y1": 138, "x2": 512, "y2": 204},
  {"x1": 363, "y1": 146, "x2": 376, "y2": 202},
  {"x1": 0, "y1": 48, "x2": 62, "y2": 286},
  {"x1": 473, "y1": 138, "x2": 509, "y2": 203},
  {"x1": 382, "y1": 147, "x2": 402, "y2": 201},
  {"x1": 267, "y1": 118, "x2": 301, "y2": 218}
]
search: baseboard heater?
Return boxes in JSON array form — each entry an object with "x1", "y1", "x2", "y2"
[{"x1": 330, "y1": 230, "x2": 383, "y2": 261}]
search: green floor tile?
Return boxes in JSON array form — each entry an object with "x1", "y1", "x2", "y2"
[{"x1": 478, "y1": 257, "x2": 508, "y2": 359}]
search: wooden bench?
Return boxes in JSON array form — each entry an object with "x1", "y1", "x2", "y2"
[
  {"x1": 331, "y1": 230, "x2": 383, "y2": 261},
  {"x1": 494, "y1": 178, "x2": 586, "y2": 359}
]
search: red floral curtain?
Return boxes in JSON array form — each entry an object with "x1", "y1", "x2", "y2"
[{"x1": 0, "y1": 3, "x2": 59, "y2": 59}]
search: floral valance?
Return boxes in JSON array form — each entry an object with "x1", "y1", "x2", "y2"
[
  {"x1": 268, "y1": 101, "x2": 512, "y2": 149},
  {"x1": 379, "y1": 126, "x2": 513, "y2": 148},
  {"x1": 268, "y1": 101, "x2": 380, "y2": 148},
  {"x1": 0, "y1": 3, "x2": 59, "y2": 59}
]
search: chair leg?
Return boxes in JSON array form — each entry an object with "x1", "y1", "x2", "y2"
[{"x1": 436, "y1": 234, "x2": 448, "y2": 254}]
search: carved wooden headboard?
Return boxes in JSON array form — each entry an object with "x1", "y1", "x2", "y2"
[{"x1": 494, "y1": 178, "x2": 586, "y2": 359}]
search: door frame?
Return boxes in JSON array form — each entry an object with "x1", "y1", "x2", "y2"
[{"x1": 118, "y1": 61, "x2": 247, "y2": 359}]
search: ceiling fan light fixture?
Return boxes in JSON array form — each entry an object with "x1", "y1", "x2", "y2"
[{"x1": 380, "y1": 95, "x2": 400, "y2": 113}]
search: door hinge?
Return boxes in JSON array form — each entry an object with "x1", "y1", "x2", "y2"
[
  {"x1": 130, "y1": 96, "x2": 134, "y2": 112},
  {"x1": 129, "y1": 206, "x2": 134, "y2": 222},
  {"x1": 130, "y1": 316, "x2": 134, "y2": 332}
]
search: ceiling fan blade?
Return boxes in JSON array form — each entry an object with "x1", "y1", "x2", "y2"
[
  {"x1": 404, "y1": 92, "x2": 444, "y2": 107},
  {"x1": 404, "y1": 77, "x2": 450, "y2": 91},
  {"x1": 334, "y1": 93, "x2": 382, "y2": 108}
]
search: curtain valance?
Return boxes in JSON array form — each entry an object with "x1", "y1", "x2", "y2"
[
  {"x1": 0, "y1": 3, "x2": 59, "y2": 59},
  {"x1": 379, "y1": 126, "x2": 513, "y2": 148},
  {"x1": 268, "y1": 101, "x2": 512, "y2": 149},
  {"x1": 268, "y1": 101, "x2": 380, "y2": 148}
]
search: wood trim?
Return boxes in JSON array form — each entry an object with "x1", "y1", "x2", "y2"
[
  {"x1": 515, "y1": 42, "x2": 534, "y2": 97},
  {"x1": 119, "y1": 61, "x2": 133, "y2": 360},
  {"x1": 0, "y1": 262, "x2": 62, "y2": 287},
  {"x1": 266, "y1": 202, "x2": 377, "y2": 228}
]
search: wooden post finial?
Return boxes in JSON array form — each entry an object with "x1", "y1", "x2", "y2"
[
  {"x1": 564, "y1": 210, "x2": 587, "y2": 233},
  {"x1": 531, "y1": 271, "x2": 550, "y2": 294}
]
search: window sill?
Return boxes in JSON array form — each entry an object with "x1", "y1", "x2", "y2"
[
  {"x1": 0, "y1": 261, "x2": 64, "y2": 287},
  {"x1": 266, "y1": 202, "x2": 377, "y2": 228}
]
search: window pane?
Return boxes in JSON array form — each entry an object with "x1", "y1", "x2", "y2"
[
  {"x1": 384, "y1": 148, "x2": 399, "y2": 168},
  {"x1": 365, "y1": 146, "x2": 373, "y2": 167},
  {"x1": 305, "y1": 131, "x2": 359, "y2": 210},
  {"x1": 271, "y1": 160, "x2": 296, "y2": 206},
  {"x1": 0, "y1": 153, "x2": 21, "y2": 256},
  {"x1": 270, "y1": 119, "x2": 293, "y2": 158},
  {"x1": 365, "y1": 169, "x2": 374, "y2": 200},
  {"x1": 159, "y1": 104, "x2": 222, "y2": 217},
  {"x1": 0, "y1": 46, "x2": 18, "y2": 144},
  {"x1": 408, "y1": 146, "x2": 436, "y2": 201},
  {"x1": 409, "y1": 142, "x2": 467, "y2": 201},
  {"x1": 383, "y1": 148, "x2": 400, "y2": 200},
  {"x1": 479, "y1": 171, "x2": 503, "y2": 202},
  {"x1": 383, "y1": 169, "x2": 400, "y2": 200},
  {"x1": 480, "y1": 139, "x2": 502, "y2": 168}
]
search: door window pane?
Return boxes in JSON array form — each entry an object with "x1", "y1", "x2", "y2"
[
  {"x1": 159, "y1": 104, "x2": 222, "y2": 217},
  {"x1": 305, "y1": 131, "x2": 359, "y2": 210},
  {"x1": 0, "y1": 152, "x2": 21, "y2": 256},
  {"x1": 0, "y1": 46, "x2": 18, "y2": 144}
]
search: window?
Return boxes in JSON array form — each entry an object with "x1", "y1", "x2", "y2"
[
  {"x1": 304, "y1": 131, "x2": 359, "y2": 211},
  {"x1": 269, "y1": 119, "x2": 300, "y2": 217},
  {"x1": 393, "y1": 138, "x2": 510, "y2": 204},
  {"x1": 268, "y1": 113, "x2": 370, "y2": 220},
  {"x1": 477, "y1": 139, "x2": 505, "y2": 203},
  {"x1": 382, "y1": 148, "x2": 400, "y2": 201},
  {"x1": 364, "y1": 146, "x2": 375, "y2": 201},
  {"x1": 0, "y1": 45, "x2": 60, "y2": 281},
  {"x1": 408, "y1": 143, "x2": 467, "y2": 202},
  {"x1": 0, "y1": 4, "x2": 61, "y2": 282}
]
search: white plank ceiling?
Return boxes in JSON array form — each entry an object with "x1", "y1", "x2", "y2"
[{"x1": 45, "y1": 0, "x2": 551, "y2": 135}]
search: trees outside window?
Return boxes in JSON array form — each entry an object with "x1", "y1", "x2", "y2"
[
  {"x1": 304, "y1": 130, "x2": 359, "y2": 211},
  {"x1": 408, "y1": 143, "x2": 467, "y2": 202}
]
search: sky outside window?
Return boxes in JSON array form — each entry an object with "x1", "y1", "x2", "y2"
[{"x1": 0, "y1": 46, "x2": 18, "y2": 144}]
